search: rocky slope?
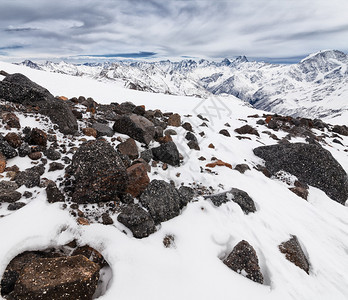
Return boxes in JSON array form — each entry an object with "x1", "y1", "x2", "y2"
[
  {"x1": 18, "y1": 50, "x2": 348, "y2": 121},
  {"x1": 0, "y1": 65, "x2": 348, "y2": 299}
]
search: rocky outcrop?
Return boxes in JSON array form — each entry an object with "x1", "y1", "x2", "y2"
[
  {"x1": 67, "y1": 139, "x2": 128, "y2": 203},
  {"x1": 117, "y1": 204, "x2": 156, "y2": 238},
  {"x1": 113, "y1": 114, "x2": 155, "y2": 145},
  {"x1": 279, "y1": 235, "x2": 310, "y2": 274},
  {"x1": 253, "y1": 143, "x2": 348, "y2": 204},
  {"x1": 204, "y1": 188, "x2": 256, "y2": 214},
  {"x1": 139, "y1": 180, "x2": 183, "y2": 224},
  {"x1": 0, "y1": 73, "x2": 78, "y2": 135},
  {"x1": 223, "y1": 240, "x2": 264, "y2": 284}
]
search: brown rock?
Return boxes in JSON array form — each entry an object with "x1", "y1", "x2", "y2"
[
  {"x1": 219, "y1": 129, "x2": 230, "y2": 137},
  {"x1": 157, "y1": 134, "x2": 173, "y2": 144},
  {"x1": 208, "y1": 143, "x2": 215, "y2": 149},
  {"x1": 206, "y1": 160, "x2": 232, "y2": 169},
  {"x1": 29, "y1": 128, "x2": 47, "y2": 146},
  {"x1": 168, "y1": 113, "x2": 181, "y2": 127},
  {"x1": 234, "y1": 164, "x2": 251, "y2": 174},
  {"x1": 126, "y1": 163, "x2": 150, "y2": 197},
  {"x1": 28, "y1": 152, "x2": 42, "y2": 160},
  {"x1": 279, "y1": 235, "x2": 310, "y2": 274},
  {"x1": 77, "y1": 217, "x2": 90, "y2": 225},
  {"x1": 235, "y1": 125, "x2": 260, "y2": 137},
  {"x1": 223, "y1": 240, "x2": 264, "y2": 284},
  {"x1": 289, "y1": 186, "x2": 309, "y2": 200},
  {"x1": 117, "y1": 138, "x2": 139, "y2": 159},
  {"x1": 12, "y1": 255, "x2": 100, "y2": 300},
  {"x1": 0, "y1": 153, "x2": 6, "y2": 173},
  {"x1": 82, "y1": 127, "x2": 97, "y2": 138},
  {"x1": 182, "y1": 122, "x2": 193, "y2": 132},
  {"x1": 72, "y1": 245, "x2": 108, "y2": 268},
  {"x1": 58, "y1": 96, "x2": 68, "y2": 101},
  {"x1": 4, "y1": 132, "x2": 22, "y2": 148},
  {"x1": 2, "y1": 112, "x2": 20, "y2": 129}
]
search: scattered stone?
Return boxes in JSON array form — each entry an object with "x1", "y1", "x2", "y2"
[
  {"x1": 253, "y1": 143, "x2": 348, "y2": 204},
  {"x1": 208, "y1": 143, "x2": 215, "y2": 149},
  {"x1": 28, "y1": 128, "x2": 47, "y2": 146},
  {"x1": 82, "y1": 127, "x2": 97, "y2": 138},
  {"x1": 67, "y1": 139, "x2": 128, "y2": 204},
  {"x1": 256, "y1": 119, "x2": 266, "y2": 125},
  {"x1": 279, "y1": 235, "x2": 310, "y2": 274},
  {"x1": 219, "y1": 129, "x2": 230, "y2": 137},
  {"x1": 11, "y1": 255, "x2": 100, "y2": 300},
  {"x1": 152, "y1": 141, "x2": 180, "y2": 166},
  {"x1": 223, "y1": 240, "x2": 264, "y2": 284},
  {"x1": 167, "y1": 113, "x2": 181, "y2": 127},
  {"x1": 0, "y1": 181, "x2": 18, "y2": 190},
  {"x1": 48, "y1": 162, "x2": 64, "y2": 172},
  {"x1": 102, "y1": 212, "x2": 114, "y2": 225},
  {"x1": 44, "y1": 147, "x2": 61, "y2": 160},
  {"x1": 187, "y1": 140, "x2": 200, "y2": 150},
  {"x1": 234, "y1": 164, "x2": 251, "y2": 174},
  {"x1": 117, "y1": 138, "x2": 139, "y2": 160},
  {"x1": 289, "y1": 186, "x2": 309, "y2": 200},
  {"x1": 92, "y1": 122, "x2": 114, "y2": 137},
  {"x1": 46, "y1": 181, "x2": 65, "y2": 203},
  {"x1": 235, "y1": 125, "x2": 260, "y2": 136},
  {"x1": 15, "y1": 169, "x2": 41, "y2": 188},
  {"x1": 182, "y1": 122, "x2": 193, "y2": 132},
  {"x1": 77, "y1": 217, "x2": 90, "y2": 225},
  {"x1": 4, "y1": 133, "x2": 22, "y2": 148},
  {"x1": 332, "y1": 125, "x2": 348, "y2": 136},
  {"x1": 18, "y1": 143, "x2": 31, "y2": 157},
  {"x1": 164, "y1": 129, "x2": 177, "y2": 136},
  {"x1": 204, "y1": 188, "x2": 256, "y2": 214},
  {"x1": 113, "y1": 114, "x2": 155, "y2": 145},
  {"x1": 125, "y1": 163, "x2": 150, "y2": 197},
  {"x1": 140, "y1": 179, "x2": 182, "y2": 224},
  {"x1": 7, "y1": 202, "x2": 26, "y2": 211},
  {"x1": 117, "y1": 204, "x2": 156, "y2": 238},
  {"x1": 185, "y1": 132, "x2": 197, "y2": 142},
  {"x1": 206, "y1": 160, "x2": 232, "y2": 169},
  {"x1": 140, "y1": 149, "x2": 153, "y2": 163},
  {"x1": 23, "y1": 191, "x2": 32, "y2": 198},
  {"x1": 0, "y1": 153, "x2": 5, "y2": 173},
  {"x1": 163, "y1": 234, "x2": 175, "y2": 248},
  {"x1": 2, "y1": 112, "x2": 20, "y2": 129},
  {"x1": 198, "y1": 156, "x2": 206, "y2": 161},
  {"x1": 0, "y1": 190, "x2": 22, "y2": 203},
  {"x1": 28, "y1": 152, "x2": 42, "y2": 160},
  {"x1": 162, "y1": 163, "x2": 168, "y2": 170},
  {"x1": 197, "y1": 114, "x2": 209, "y2": 122},
  {"x1": 178, "y1": 186, "x2": 194, "y2": 206},
  {"x1": 0, "y1": 140, "x2": 17, "y2": 159}
]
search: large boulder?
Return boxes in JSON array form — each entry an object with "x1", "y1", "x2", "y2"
[
  {"x1": 204, "y1": 188, "x2": 256, "y2": 214},
  {"x1": 139, "y1": 180, "x2": 182, "y2": 224},
  {"x1": 223, "y1": 240, "x2": 264, "y2": 284},
  {"x1": 67, "y1": 139, "x2": 128, "y2": 203},
  {"x1": 152, "y1": 141, "x2": 180, "y2": 166},
  {"x1": 253, "y1": 143, "x2": 348, "y2": 204},
  {"x1": 11, "y1": 255, "x2": 99, "y2": 300},
  {"x1": 117, "y1": 204, "x2": 156, "y2": 238},
  {"x1": 0, "y1": 73, "x2": 78, "y2": 134},
  {"x1": 113, "y1": 114, "x2": 155, "y2": 145}
]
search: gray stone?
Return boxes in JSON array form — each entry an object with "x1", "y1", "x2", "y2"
[{"x1": 152, "y1": 141, "x2": 180, "y2": 166}]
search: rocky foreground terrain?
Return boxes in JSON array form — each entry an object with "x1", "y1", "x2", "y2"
[{"x1": 0, "y1": 70, "x2": 347, "y2": 299}]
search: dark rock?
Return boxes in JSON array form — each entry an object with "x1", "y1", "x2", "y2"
[
  {"x1": 178, "y1": 186, "x2": 194, "y2": 207},
  {"x1": 48, "y1": 162, "x2": 64, "y2": 172},
  {"x1": 113, "y1": 114, "x2": 155, "y2": 145},
  {"x1": 139, "y1": 179, "x2": 182, "y2": 224},
  {"x1": 46, "y1": 181, "x2": 65, "y2": 203},
  {"x1": 256, "y1": 119, "x2": 266, "y2": 125},
  {"x1": 15, "y1": 169, "x2": 41, "y2": 188},
  {"x1": 117, "y1": 204, "x2": 156, "y2": 238},
  {"x1": 187, "y1": 140, "x2": 200, "y2": 150},
  {"x1": 167, "y1": 113, "x2": 181, "y2": 127},
  {"x1": 332, "y1": 125, "x2": 348, "y2": 136},
  {"x1": 72, "y1": 109, "x2": 83, "y2": 120},
  {"x1": 163, "y1": 234, "x2": 175, "y2": 248},
  {"x1": 11, "y1": 255, "x2": 100, "y2": 300},
  {"x1": 223, "y1": 240, "x2": 264, "y2": 284},
  {"x1": 23, "y1": 191, "x2": 33, "y2": 198},
  {"x1": 182, "y1": 122, "x2": 193, "y2": 132},
  {"x1": 164, "y1": 129, "x2": 177, "y2": 136},
  {"x1": 204, "y1": 188, "x2": 256, "y2": 214},
  {"x1": 68, "y1": 139, "x2": 128, "y2": 204},
  {"x1": 118, "y1": 152, "x2": 132, "y2": 168},
  {"x1": 1, "y1": 112, "x2": 20, "y2": 129},
  {"x1": 332, "y1": 138, "x2": 344, "y2": 146},
  {"x1": 0, "y1": 190, "x2": 22, "y2": 203},
  {"x1": 28, "y1": 151, "x2": 42, "y2": 160},
  {"x1": 18, "y1": 143, "x2": 31, "y2": 157},
  {"x1": 0, "y1": 140, "x2": 17, "y2": 159},
  {"x1": 219, "y1": 129, "x2": 230, "y2": 137},
  {"x1": 279, "y1": 235, "x2": 310, "y2": 274},
  {"x1": 235, "y1": 125, "x2": 260, "y2": 136},
  {"x1": 267, "y1": 119, "x2": 278, "y2": 130},
  {"x1": 289, "y1": 186, "x2": 309, "y2": 200},
  {"x1": 117, "y1": 138, "x2": 139, "y2": 160},
  {"x1": 8, "y1": 202, "x2": 26, "y2": 211},
  {"x1": 102, "y1": 212, "x2": 114, "y2": 225},
  {"x1": 1, "y1": 269, "x2": 18, "y2": 295},
  {"x1": 92, "y1": 122, "x2": 114, "y2": 137},
  {"x1": 4, "y1": 132, "x2": 22, "y2": 148},
  {"x1": 234, "y1": 164, "x2": 251, "y2": 174},
  {"x1": 0, "y1": 73, "x2": 78, "y2": 134},
  {"x1": 28, "y1": 128, "x2": 47, "y2": 147},
  {"x1": 185, "y1": 132, "x2": 197, "y2": 142},
  {"x1": 133, "y1": 105, "x2": 146, "y2": 116},
  {"x1": 71, "y1": 246, "x2": 107, "y2": 268},
  {"x1": 125, "y1": 163, "x2": 150, "y2": 197},
  {"x1": 253, "y1": 143, "x2": 348, "y2": 204},
  {"x1": 140, "y1": 149, "x2": 153, "y2": 163},
  {"x1": 44, "y1": 147, "x2": 61, "y2": 160},
  {"x1": 152, "y1": 141, "x2": 180, "y2": 166}
]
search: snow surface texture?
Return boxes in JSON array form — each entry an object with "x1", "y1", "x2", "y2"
[
  {"x1": 0, "y1": 62, "x2": 348, "y2": 300},
  {"x1": 17, "y1": 49, "x2": 348, "y2": 124}
]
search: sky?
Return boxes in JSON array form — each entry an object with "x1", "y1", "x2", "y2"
[{"x1": 1, "y1": 0, "x2": 348, "y2": 63}]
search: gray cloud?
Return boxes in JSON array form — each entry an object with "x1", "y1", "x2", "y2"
[{"x1": 0, "y1": 0, "x2": 348, "y2": 61}]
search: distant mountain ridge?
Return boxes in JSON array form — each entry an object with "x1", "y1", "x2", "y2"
[{"x1": 17, "y1": 50, "x2": 348, "y2": 121}]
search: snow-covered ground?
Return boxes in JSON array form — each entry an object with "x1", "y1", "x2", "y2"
[{"x1": 0, "y1": 62, "x2": 348, "y2": 300}]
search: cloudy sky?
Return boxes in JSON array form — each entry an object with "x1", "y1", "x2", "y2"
[{"x1": 1, "y1": 0, "x2": 348, "y2": 63}]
